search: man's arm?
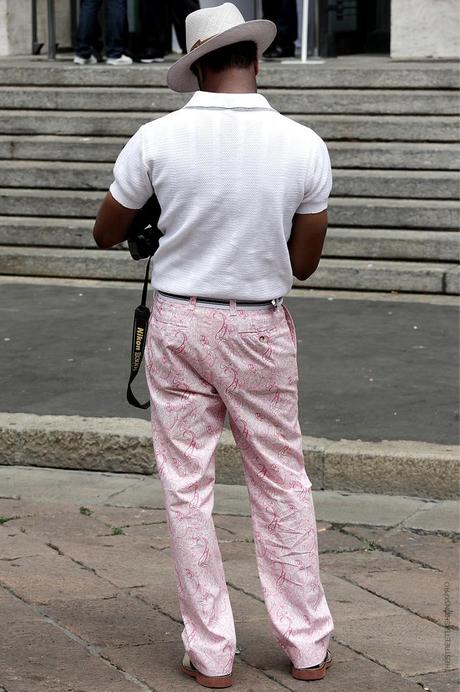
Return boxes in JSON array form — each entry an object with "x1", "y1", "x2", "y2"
[
  {"x1": 93, "y1": 125, "x2": 153, "y2": 249},
  {"x1": 287, "y1": 209, "x2": 328, "y2": 281},
  {"x1": 93, "y1": 191, "x2": 139, "y2": 249}
]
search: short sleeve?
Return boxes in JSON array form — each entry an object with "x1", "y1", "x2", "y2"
[
  {"x1": 109, "y1": 126, "x2": 153, "y2": 209},
  {"x1": 296, "y1": 134, "x2": 332, "y2": 214}
]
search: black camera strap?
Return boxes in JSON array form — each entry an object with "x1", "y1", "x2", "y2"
[{"x1": 127, "y1": 255, "x2": 152, "y2": 409}]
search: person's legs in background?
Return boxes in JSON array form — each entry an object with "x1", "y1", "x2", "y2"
[
  {"x1": 262, "y1": 0, "x2": 298, "y2": 58},
  {"x1": 171, "y1": 0, "x2": 201, "y2": 54},
  {"x1": 104, "y1": 0, "x2": 132, "y2": 63},
  {"x1": 138, "y1": 0, "x2": 170, "y2": 62},
  {"x1": 74, "y1": 0, "x2": 102, "y2": 63}
]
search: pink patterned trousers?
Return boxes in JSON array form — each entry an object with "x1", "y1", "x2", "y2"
[{"x1": 144, "y1": 292, "x2": 334, "y2": 677}]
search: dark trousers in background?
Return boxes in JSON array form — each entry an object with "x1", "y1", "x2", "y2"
[
  {"x1": 139, "y1": 0, "x2": 200, "y2": 56},
  {"x1": 262, "y1": 0, "x2": 298, "y2": 53},
  {"x1": 75, "y1": 0, "x2": 128, "y2": 59}
]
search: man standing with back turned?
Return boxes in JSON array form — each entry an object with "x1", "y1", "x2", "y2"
[{"x1": 93, "y1": 3, "x2": 334, "y2": 688}]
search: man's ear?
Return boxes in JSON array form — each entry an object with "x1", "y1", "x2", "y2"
[{"x1": 254, "y1": 58, "x2": 260, "y2": 77}]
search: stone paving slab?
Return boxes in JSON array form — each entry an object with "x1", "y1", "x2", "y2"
[
  {"x1": 0, "y1": 552, "x2": 119, "y2": 604},
  {"x1": 343, "y1": 525, "x2": 460, "y2": 573},
  {"x1": 336, "y1": 612, "x2": 459, "y2": 676},
  {"x1": 401, "y1": 501, "x2": 460, "y2": 535},
  {"x1": 0, "y1": 587, "x2": 43, "y2": 622},
  {"x1": 222, "y1": 563, "x2": 265, "y2": 602},
  {"x1": 212, "y1": 514, "x2": 257, "y2": 541},
  {"x1": 133, "y1": 582, "x2": 270, "y2": 626},
  {"x1": 265, "y1": 651, "x2": 423, "y2": 691},
  {"x1": 321, "y1": 572, "x2": 403, "y2": 623},
  {"x1": 410, "y1": 669, "x2": 460, "y2": 691},
  {"x1": 235, "y1": 626, "x2": 422, "y2": 691},
  {"x1": 0, "y1": 466, "x2": 458, "y2": 691},
  {"x1": 0, "y1": 464, "x2": 143, "y2": 505},
  {"x1": 4, "y1": 465, "x2": 457, "y2": 530},
  {"x1": 82, "y1": 505, "x2": 167, "y2": 527},
  {"x1": 1, "y1": 611, "x2": 143, "y2": 692},
  {"x1": 43, "y1": 594, "x2": 182, "y2": 649},
  {"x1": 110, "y1": 475, "x2": 252, "y2": 515},
  {"x1": 0, "y1": 526, "x2": 56, "y2": 560},
  {"x1": 129, "y1": 584, "x2": 184, "y2": 624},
  {"x1": 102, "y1": 640, "x2": 284, "y2": 691},
  {"x1": 350, "y1": 567, "x2": 459, "y2": 628},
  {"x1": 48, "y1": 535, "x2": 177, "y2": 589},
  {"x1": 6, "y1": 508, "x2": 115, "y2": 542},
  {"x1": 312, "y1": 490, "x2": 435, "y2": 526},
  {"x1": 317, "y1": 527, "x2": 365, "y2": 552},
  {"x1": 320, "y1": 549, "x2": 424, "y2": 577}
]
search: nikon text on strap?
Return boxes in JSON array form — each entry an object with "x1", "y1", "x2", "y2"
[{"x1": 127, "y1": 255, "x2": 152, "y2": 409}]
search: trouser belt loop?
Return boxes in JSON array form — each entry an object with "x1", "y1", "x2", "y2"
[
  {"x1": 229, "y1": 298, "x2": 237, "y2": 316},
  {"x1": 271, "y1": 297, "x2": 283, "y2": 310},
  {"x1": 189, "y1": 295, "x2": 197, "y2": 312}
]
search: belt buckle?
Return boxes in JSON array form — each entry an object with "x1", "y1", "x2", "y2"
[{"x1": 271, "y1": 297, "x2": 282, "y2": 311}]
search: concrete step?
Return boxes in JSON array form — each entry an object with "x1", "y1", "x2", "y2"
[
  {"x1": 0, "y1": 110, "x2": 457, "y2": 142},
  {"x1": 1, "y1": 161, "x2": 458, "y2": 200},
  {"x1": 0, "y1": 245, "x2": 456, "y2": 294},
  {"x1": 332, "y1": 169, "x2": 460, "y2": 199},
  {"x1": 0, "y1": 161, "x2": 111, "y2": 191},
  {"x1": 295, "y1": 258, "x2": 457, "y2": 294},
  {"x1": 332, "y1": 198, "x2": 460, "y2": 230},
  {"x1": 0, "y1": 217, "x2": 457, "y2": 262},
  {"x1": 0, "y1": 60, "x2": 458, "y2": 88},
  {"x1": 323, "y1": 229, "x2": 459, "y2": 262},
  {"x1": 329, "y1": 142, "x2": 460, "y2": 171},
  {"x1": 1, "y1": 189, "x2": 458, "y2": 230},
  {"x1": 0, "y1": 136, "x2": 459, "y2": 170},
  {"x1": 1, "y1": 86, "x2": 459, "y2": 115},
  {"x1": 0, "y1": 217, "x2": 94, "y2": 248}
]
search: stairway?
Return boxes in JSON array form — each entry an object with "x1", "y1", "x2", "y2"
[{"x1": 0, "y1": 57, "x2": 458, "y2": 294}]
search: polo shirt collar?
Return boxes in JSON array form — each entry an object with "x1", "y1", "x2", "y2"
[{"x1": 184, "y1": 90, "x2": 274, "y2": 110}]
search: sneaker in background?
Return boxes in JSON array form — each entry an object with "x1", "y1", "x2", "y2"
[
  {"x1": 73, "y1": 55, "x2": 97, "y2": 65},
  {"x1": 263, "y1": 45, "x2": 296, "y2": 60},
  {"x1": 106, "y1": 54, "x2": 133, "y2": 66},
  {"x1": 140, "y1": 54, "x2": 165, "y2": 63}
]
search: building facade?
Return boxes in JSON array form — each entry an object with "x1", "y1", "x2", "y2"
[{"x1": 0, "y1": 0, "x2": 459, "y2": 60}]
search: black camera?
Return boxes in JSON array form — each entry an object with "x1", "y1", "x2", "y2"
[{"x1": 127, "y1": 193, "x2": 163, "y2": 260}]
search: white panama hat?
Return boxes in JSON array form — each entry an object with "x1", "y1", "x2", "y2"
[{"x1": 167, "y1": 2, "x2": 277, "y2": 93}]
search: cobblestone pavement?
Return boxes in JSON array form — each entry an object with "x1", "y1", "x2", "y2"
[{"x1": 0, "y1": 467, "x2": 458, "y2": 692}]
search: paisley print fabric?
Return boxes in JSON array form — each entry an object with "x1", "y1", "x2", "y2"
[{"x1": 144, "y1": 292, "x2": 334, "y2": 677}]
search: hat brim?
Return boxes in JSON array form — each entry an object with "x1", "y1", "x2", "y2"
[{"x1": 167, "y1": 19, "x2": 277, "y2": 93}]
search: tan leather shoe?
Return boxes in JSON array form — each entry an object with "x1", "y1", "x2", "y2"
[
  {"x1": 291, "y1": 649, "x2": 333, "y2": 680},
  {"x1": 181, "y1": 652, "x2": 234, "y2": 688}
]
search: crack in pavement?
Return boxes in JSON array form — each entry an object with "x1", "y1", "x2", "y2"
[
  {"x1": 226, "y1": 580, "x2": 264, "y2": 603},
  {"x1": 0, "y1": 554, "x2": 43, "y2": 561},
  {"x1": 329, "y1": 634, "x2": 425, "y2": 684},
  {"x1": 129, "y1": 589, "x2": 184, "y2": 626},
  {"x1": 331, "y1": 571, "x2": 458, "y2": 631},
  {"x1": 105, "y1": 480, "x2": 148, "y2": 502},
  {"x1": 97, "y1": 650, "x2": 155, "y2": 692},
  {"x1": 339, "y1": 525, "x2": 453, "y2": 572},
  {"x1": 237, "y1": 654, "x2": 294, "y2": 690}
]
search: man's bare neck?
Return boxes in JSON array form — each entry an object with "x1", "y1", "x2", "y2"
[{"x1": 200, "y1": 68, "x2": 257, "y2": 94}]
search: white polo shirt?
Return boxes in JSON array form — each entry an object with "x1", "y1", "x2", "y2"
[{"x1": 110, "y1": 90, "x2": 332, "y2": 301}]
